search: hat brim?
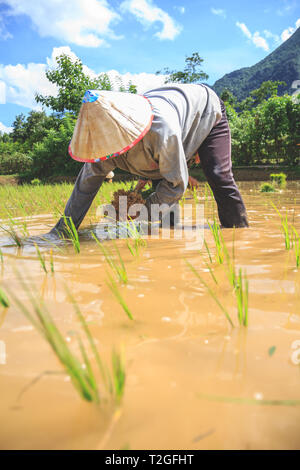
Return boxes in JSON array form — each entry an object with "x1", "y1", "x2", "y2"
[
  {"x1": 69, "y1": 93, "x2": 154, "y2": 163},
  {"x1": 69, "y1": 112, "x2": 153, "y2": 163}
]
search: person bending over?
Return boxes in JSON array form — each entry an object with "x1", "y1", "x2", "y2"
[{"x1": 49, "y1": 83, "x2": 248, "y2": 237}]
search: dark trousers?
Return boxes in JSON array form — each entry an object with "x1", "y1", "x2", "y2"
[{"x1": 197, "y1": 100, "x2": 248, "y2": 227}]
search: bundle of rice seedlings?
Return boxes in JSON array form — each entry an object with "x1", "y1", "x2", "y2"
[{"x1": 111, "y1": 189, "x2": 145, "y2": 221}]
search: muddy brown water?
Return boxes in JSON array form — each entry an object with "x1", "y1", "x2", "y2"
[{"x1": 0, "y1": 181, "x2": 300, "y2": 450}]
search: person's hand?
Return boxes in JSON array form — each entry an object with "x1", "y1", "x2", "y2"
[
  {"x1": 188, "y1": 176, "x2": 200, "y2": 189},
  {"x1": 135, "y1": 179, "x2": 150, "y2": 192}
]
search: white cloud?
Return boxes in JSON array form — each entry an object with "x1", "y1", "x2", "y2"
[
  {"x1": 174, "y1": 6, "x2": 185, "y2": 15},
  {"x1": 0, "y1": 47, "x2": 80, "y2": 109},
  {"x1": 0, "y1": 16, "x2": 13, "y2": 40},
  {"x1": 211, "y1": 8, "x2": 226, "y2": 18},
  {"x1": 0, "y1": 46, "x2": 167, "y2": 110},
  {"x1": 281, "y1": 18, "x2": 300, "y2": 42},
  {"x1": 0, "y1": 61, "x2": 57, "y2": 109},
  {"x1": 236, "y1": 22, "x2": 252, "y2": 40},
  {"x1": 120, "y1": 0, "x2": 182, "y2": 40},
  {"x1": 263, "y1": 29, "x2": 280, "y2": 44},
  {"x1": 46, "y1": 46, "x2": 98, "y2": 79},
  {"x1": 252, "y1": 32, "x2": 269, "y2": 51},
  {"x1": 3, "y1": 0, "x2": 120, "y2": 47},
  {"x1": 106, "y1": 69, "x2": 166, "y2": 93},
  {"x1": 0, "y1": 122, "x2": 13, "y2": 134},
  {"x1": 281, "y1": 26, "x2": 295, "y2": 41},
  {"x1": 236, "y1": 22, "x2": 269, "y2": 51},
  {"x1": 0, "y1": 81, "x2": 6, "y2": 104}
]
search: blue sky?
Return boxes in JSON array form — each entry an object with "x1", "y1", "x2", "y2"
[{"x1": 0, "y1": 0, "x2": 299, "y2": 132}]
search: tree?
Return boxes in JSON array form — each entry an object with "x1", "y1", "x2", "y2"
[
  {"x1": 11, "y1": 110, "x2": 59, "y2": 150},
  {"x1": 12, "y1": 113, "x2": 27, "y2": 142},
  {"x1": 229, "y1": 93, "x2": 300, "y2": 166},
  {"x1": 220, "y1": 89, "x2": 238, "y2": 107},
  {"x1": 35, "y1": 54, "x2": 114, "y2": 115},
  {"x1": 29, "y1": 113, "x2": 79, "y2": 178},
  {"x1": 239, "y1": 80, "x2": 286, "y2": 111},
  {"x1": 156, "y1": 52, "x2": 209, "y2": 84}
]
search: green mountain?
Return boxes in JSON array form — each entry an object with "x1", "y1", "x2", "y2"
[{"x1": 213, "y1": 27, "x2": 300, "y2": 101}]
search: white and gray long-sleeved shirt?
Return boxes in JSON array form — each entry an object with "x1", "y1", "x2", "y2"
[
  {"x1": 55, "y1": 84, "x2": 223, "y2": 232},
  {"x1": 85, "y1": 83, "x2": 222, "y2": 206}
]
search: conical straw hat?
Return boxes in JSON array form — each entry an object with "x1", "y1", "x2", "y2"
[{"x1": 69, "y1": 90, "x2": 153, "y2": 163}]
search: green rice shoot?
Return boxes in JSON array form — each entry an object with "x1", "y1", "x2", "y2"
[
  {"x1": 106, "y1": 273, "x2": 134, "y2": 321},
  {"x1": 6, "y1": 274, "x2": 125, "y2": 404},
  {"x1": 34, "y1": 243, "x2": 48, "y2": 274},
  {"x1": 0, "y1": 287, "x2": 9, "y2": 308},
  {"x1": 61, "y1": 214, "x2": 81, "y2": 253}
]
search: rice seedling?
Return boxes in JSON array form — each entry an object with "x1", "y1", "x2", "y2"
[
  {"x1": 0, "y1": 248, "x2": 3, "y2": 266},
  {"x1": 9, "y1": 286, "x2": 99, "y2": 402},
  {"x1": 192, "y1": 187, "x2": 199, "y2": 204},
  {"x1": 260, "y1": 182, "x2": 276, "y2": 193},
  {"x1": 204, "y1": 260, "x2": 218, "y2": 285},
  {"x1": 203, "y1": 226, "x2": 235, "y2": 281},
  {"x1": 292, "y1": 226, "x2": 300, "y2": 268},
  {"x1": 220, "y1": 231, "x2": 237, "y2": 290},
  {"x1": 198, "y1": 393, "x2": 300, "y2": 407},
  {"x1": 0, "y1": 219, "x2": 23, "y2": 247},
  {"x1": 34, "y1": 243, "x2": 48, "y2": 274},
  {"x1": 92, "y1": 233, "x2": 128, "y2": 284},
  {"x1": 187, "y1": 233, "x2": 249, "y2": 328},
  {"x1": 270, "y1": 172, "x2": 287, "y2": 189},
  {"x1": 126, "y1": 239, "x2": 140, "y2": 258},
  {"x1": 49, "y1": 249, "x2": 55, "y2": 274},
  {"x1": 179, "y1": 192, "x2": 186, "y2": 207},
  {"x1": 281, "y1": 215, "x2": 292, "y2": 250},
  {"x1": 0, "y1": 287, "x2": 9, "y2": 308},
  {"x1": 204, "y1": 182, "x2": 214, "y2": 201},
  {"x1": 125, "y1": 216, "x2": 147, "y2": 241},
  {"x1": 61, "y1": 214, "x2": 80, "y2": 253},
  {"x1": 185, "y1": 259, "x2": 234, "y2": 327},
  {"x1": 66, "y1": 286, "x2": 112, "y2": 394},
  {"x1": 203, "y1": 239, "x2": 213, "y2": 263},
  {"x1": 125, "y1": 220, "x2": 147, "y2": 258},
  {"x1": 217, "y1": 229, "x2": 248, "y2": 326},
  {"x1": 271, "y1": 202, "x2": 293, "y2": 250},
  {"x1": 107, "y1": 273, "x2": 134, "y2": 321},
  {"x1": 112, "y1": 349, "x2": 126, "y2": 403},
  {"x1": 204, "y1": 183, "x2": 209, "y2": 202},
  {"x1": 234, "y1": 268, "x2": 249, "y2": 327},
  {"x1": 294, "y1": 238, "x2": 300, "y2": 268},
  {"x1": 6, "y1": 275, "x2": 125, "y2": 404},
  {"x1": 199, "y1": 251, "x2": 218, "y2": 284},
  {"x1": 207, "y1": 218, "x2": 225, "y2": 264}
]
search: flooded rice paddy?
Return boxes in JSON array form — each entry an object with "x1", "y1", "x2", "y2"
[{"x1": 0, "y1": 180, "x2": 300, "y2": 450}]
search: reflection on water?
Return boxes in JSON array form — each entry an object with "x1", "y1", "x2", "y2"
[{"x1": 0, "y1": 181, "x2": 300, "y2": 449}]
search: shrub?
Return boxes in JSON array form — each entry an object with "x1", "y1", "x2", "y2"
[
  {"x1": 0, "y1": 152, "x2": 33, "y2": 175},
  {"x1": 30, "y1": 178, "x2": 41, "y2": 185},
  {"x1": 260, "y1": 182, "x2": 276, "y2": 193},
  {"x1": 270, "y1": 172, "x2": 287, "y2": 188},
  {"x1": 29, "y1": 114, "x2": 81, "y2": 178}
]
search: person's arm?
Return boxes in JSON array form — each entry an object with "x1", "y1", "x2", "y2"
[
  {"x1": 144, "y1": 118, "x2": 189, "y2": 219},
  {"x1": 51, "y1": 160, "x2": 115, "y2": 235}
]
